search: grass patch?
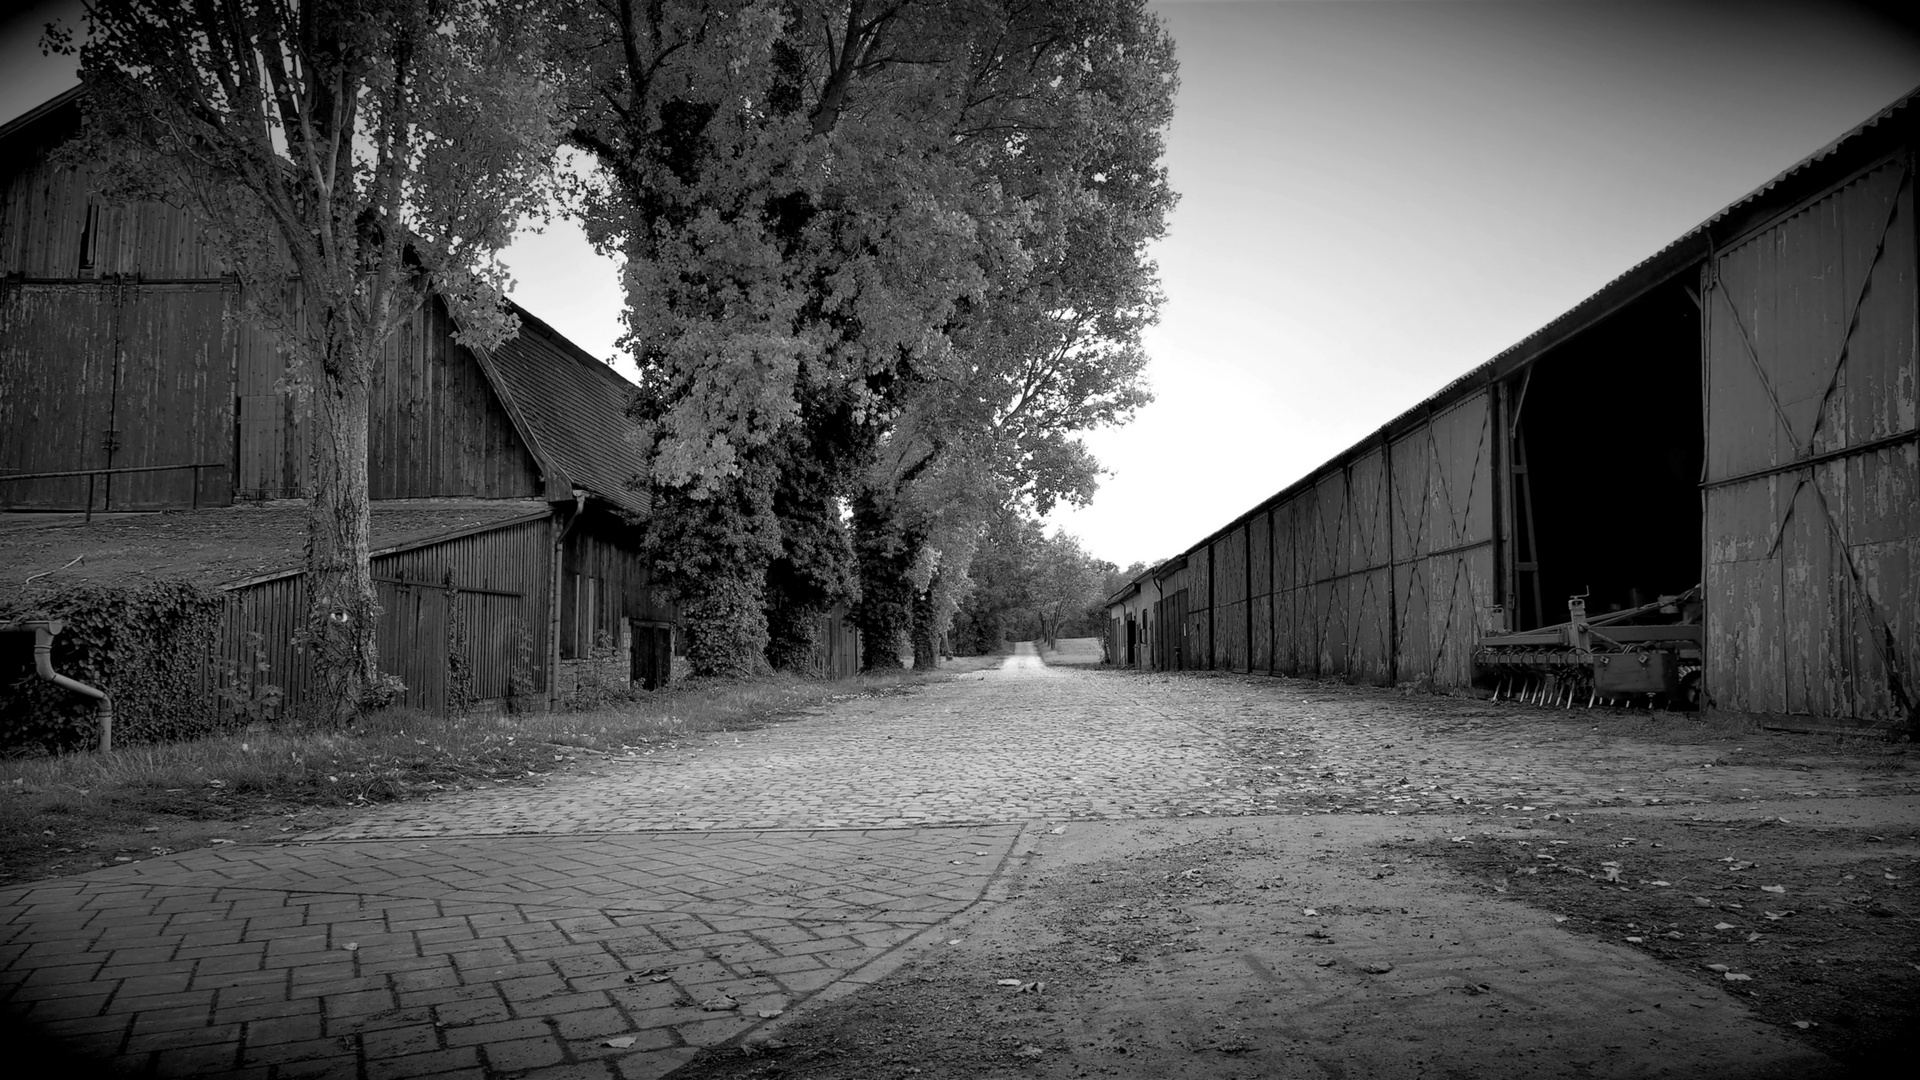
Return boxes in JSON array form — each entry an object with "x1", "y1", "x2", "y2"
[{"x1": 0, "y1": 669, "x2": 936, "y2": 886}]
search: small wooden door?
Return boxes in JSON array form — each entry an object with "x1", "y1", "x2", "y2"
[{"x1": 631, "y1": 623, "x2": 673, "y2": 690}]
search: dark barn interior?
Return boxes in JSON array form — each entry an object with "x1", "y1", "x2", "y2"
[{"x1": 1509, "y1": 276, "x2": 1704, "y2": 629}]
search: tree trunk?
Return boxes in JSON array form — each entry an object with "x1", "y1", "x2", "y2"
[
  {"x1": 304, "y1": 334, "x2": 381, "y2": 726},
  {"x1": 910, "y1": 577, "x2": 939, "y2": 670}
]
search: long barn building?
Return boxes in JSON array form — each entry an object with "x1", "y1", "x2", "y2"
[{"x1": 1109, "y1": 85, "x2": 1920, "y2": 729}]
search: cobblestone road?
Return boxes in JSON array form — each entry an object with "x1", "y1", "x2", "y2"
[{"x1": 4, "y1": 646, "x2": 1913, "y2": 1079}]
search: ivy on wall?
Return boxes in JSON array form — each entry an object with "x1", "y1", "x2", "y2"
[{"x1": 1, "y1": 580, "x2": 226, "y2": 754}]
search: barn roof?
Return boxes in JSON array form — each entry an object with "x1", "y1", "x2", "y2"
[
  {"x1": 0, "y1": 500, "x2": 551, "y2": 601},
  {"x1": 484, "y1": 308, "x2": 652, "y2": 518}
]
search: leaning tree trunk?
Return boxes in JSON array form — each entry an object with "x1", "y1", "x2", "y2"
[{"x1": 304, "y1": 327, "x2": 381, "y2": 727}]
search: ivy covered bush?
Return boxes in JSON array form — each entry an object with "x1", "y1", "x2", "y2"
[{"x1": 1, "y1": 580, "x2": 227, "y2": 754}]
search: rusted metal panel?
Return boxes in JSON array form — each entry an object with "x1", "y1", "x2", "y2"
[
  {"x1": 1704, "y1": 155, "x2": 1918, "y2": 721},
  {"x1": 0, "y1": 282, "x2": 115, "y2": 508}
]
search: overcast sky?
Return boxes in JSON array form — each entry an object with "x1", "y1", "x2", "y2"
[{"x1": 8, "y1": 1, "x2": 1920, "y2": 570}]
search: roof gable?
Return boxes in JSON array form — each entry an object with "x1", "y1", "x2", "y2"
[{"x1": 485, "y1": 307, "x2": 652, "y2": 517}]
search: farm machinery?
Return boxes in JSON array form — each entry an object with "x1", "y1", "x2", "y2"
[{"x1": 1474, "y1": 587, "x2": 1702, "y2": 710}]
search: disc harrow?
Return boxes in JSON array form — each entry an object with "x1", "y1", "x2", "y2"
[{"x1": 1474, "y1": 587, "x2": 1702, "y2": 710}]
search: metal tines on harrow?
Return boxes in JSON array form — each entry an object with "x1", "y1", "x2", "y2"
[{"x1": 1475, "y1": 587, "x2": 1703, "y2": 710}]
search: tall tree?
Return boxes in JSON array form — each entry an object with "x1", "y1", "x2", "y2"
[
  {"x1": 558, "y1": 0, "x2": 1175, "y2": 676},
  {"x1": 53, "y1": 0, "x2": 561, "y2": 721}
]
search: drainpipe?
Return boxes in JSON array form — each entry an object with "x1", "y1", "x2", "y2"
[
  {"x1": 26, "y1": 619, "x2": 113, "y2": 752},
  {"x1": 548, "y1": 489, "x2": 588, "y2": 712}
]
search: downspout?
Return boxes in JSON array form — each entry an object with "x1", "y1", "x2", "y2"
[
  {"x1": 26, "y1": 620, "x2": 113, "y2": 751},
  {"x1": 547, "y1": 489, "x2": 588, "y2": 712}
]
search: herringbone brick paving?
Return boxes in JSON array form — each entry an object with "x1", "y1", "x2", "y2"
[{"x1": 4, "y1": 648, "x2": 1913, "y2": 1078}]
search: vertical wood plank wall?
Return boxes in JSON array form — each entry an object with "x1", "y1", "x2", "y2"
[
  {"x1": 1704, "y1": 154, "x2": 1919, "y2": 721},
  {"x1": 221, "y1": 518, "x2": 554, "y2": 713}
]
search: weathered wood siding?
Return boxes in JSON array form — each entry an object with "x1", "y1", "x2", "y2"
[
  {"x1": 222, "y1": 516, "x2": 554, "y2": 714},
  {"x1": 0, "y1": 106, "x2": 226, "y2": 279},
  {"x1": 1248, "y1": 510, "x2": 1273, "y2": 673},
  {"x1": 1203, "y1": 390, "x2": 1494, "y2": 688},
  {"x1": 561, "y1": 517, "x2": 674, "y2": 660},
  {"x1": 0, "y1": 278, "x2": 234, "y2": 510},
  {"x1": 1704, "y1": 154, "x2": 1919, "y2": 721},
  {"x1": 1210, "y1": 527, "x2": 1248, "y2": 671},
  {"x1": 231, "y1": 289, "x2": 543, "y2": 503}
]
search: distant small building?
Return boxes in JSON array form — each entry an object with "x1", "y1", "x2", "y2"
[{"x1": 1105, "y1": 567, "x2": 1162, "y2": 670}]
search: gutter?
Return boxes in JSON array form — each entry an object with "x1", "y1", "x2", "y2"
[{"x1": 15, "y1": 619, "x2": 113, "y2": 751}]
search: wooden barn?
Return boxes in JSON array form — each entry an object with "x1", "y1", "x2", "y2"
[
  {"x1": 0, "y1": 88, "x2": 679, "y2": 715},
  {"x1": 1113, "y1": 85, "x2": 1920, "y2": 729}
]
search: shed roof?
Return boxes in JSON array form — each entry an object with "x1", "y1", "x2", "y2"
[
  {"x1": 0, "y1": 500, "x2": 550, "y2": 600},
  {"x1": 485, "y1": 308, "x2": 652, "y2": 518}
]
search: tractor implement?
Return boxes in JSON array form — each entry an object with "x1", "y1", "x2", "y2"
[{"x1": 1474, "y1": 587, "x2": 1702, "y2": 710}]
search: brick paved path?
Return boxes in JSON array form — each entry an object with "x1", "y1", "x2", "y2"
[{"x1": 4, "y1": 646, "x2": 1912, "y2": 1079}]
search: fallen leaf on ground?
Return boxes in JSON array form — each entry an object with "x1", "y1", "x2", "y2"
[
  {"x1": 1724, "y1": 972, "x2": 1752, "y2": 982},
  {"x1": 1707, "y1": 964, "x2": 1730, "y2": 973},
  {"x1": 1793, "y1": 1020, "x2": 1815, "y2": 1030},
  {"x1": 700, "y1": 995, "x2": 738, "y2": 1011},
  {"x1": 1763, "y1": 911, "x2": 1792, "y2": 920},
  {"x1": 1014, "y1": 1046, "x2": 1044, "y2": 1059},
  {"x1": 1625, "y1": 936, "x2": 1644, "y2": 943},
  {"x1": 1314, "y1": 958, "x2": 1335, "y2": 967},
  {"x1": 757, "y1": 1009, "x2": 783, "y2": 1019},
  {"x1": 1302, "y1": 908, "x2": 1318, "y2": 916},
  {"x1": 1650, "y1": 880, "x2": 1672, "y2": 887},
  {"x1": 341, "y1": 942, "x2": 358, "y2": 952},
  {"x1": 996, "y1": 978, "x2": 1024, "y2": 987},
  {"x1": 603, "y1": 1037, "x2": 637, "y2": 1048},
  {"x1": 1363, "y1": 961, "x2": 1394, "y2": 974},
  {"x1": 1762, "y1": 884, "x2": 1787, "y2": 894},
  {"x1": 1714, "y1": 922, "x2": 1736, "y2": 930}
]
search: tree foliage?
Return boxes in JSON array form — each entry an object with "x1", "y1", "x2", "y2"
[
  {"x1": 557, "y1": 0, "x2": 1176, "y2": 676},
  {"x1": 52, "y1": 0, "x2": 562, "y2": 721},
  {"x1": 950, "y1": 514, "x2": 1112, "y2": 652}
]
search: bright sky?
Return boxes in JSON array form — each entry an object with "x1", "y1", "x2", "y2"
[{"x1": 8, "y1": 1, "x2": 1920, "y2": 571}]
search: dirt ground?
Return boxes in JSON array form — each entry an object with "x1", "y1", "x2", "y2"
[{"x1": 667, "y1": 684, "x2": 1916, "y2": 1080}]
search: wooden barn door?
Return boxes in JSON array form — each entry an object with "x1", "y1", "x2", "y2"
[
  {"x1": 0, "y1": 281, "x2": 117, "y2": 508},
  {"x1": 108, "y1": 282, "x2": 235, "y2": 509},
  {"x1": 1703, "y1": 155, "x2": 1919, "y2": 722},
  {"x1": 0, "y1": 277, "x2": 232, "y2": 510},
  {"x1": 631, "y1": 623, "x2": 673, "y2": 690}
]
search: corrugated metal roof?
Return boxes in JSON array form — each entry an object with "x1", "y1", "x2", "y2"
[
  {"x1": 485, "y1": 307, "x2": 653, "y2": 518},
  {"x1": 0, "y1": 500, "x2": 552, "y2": 598}
]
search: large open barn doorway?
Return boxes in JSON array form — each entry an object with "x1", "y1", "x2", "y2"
[{"x1": 1508, "y1": 276, "x2": 1703, "y2": 630}]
